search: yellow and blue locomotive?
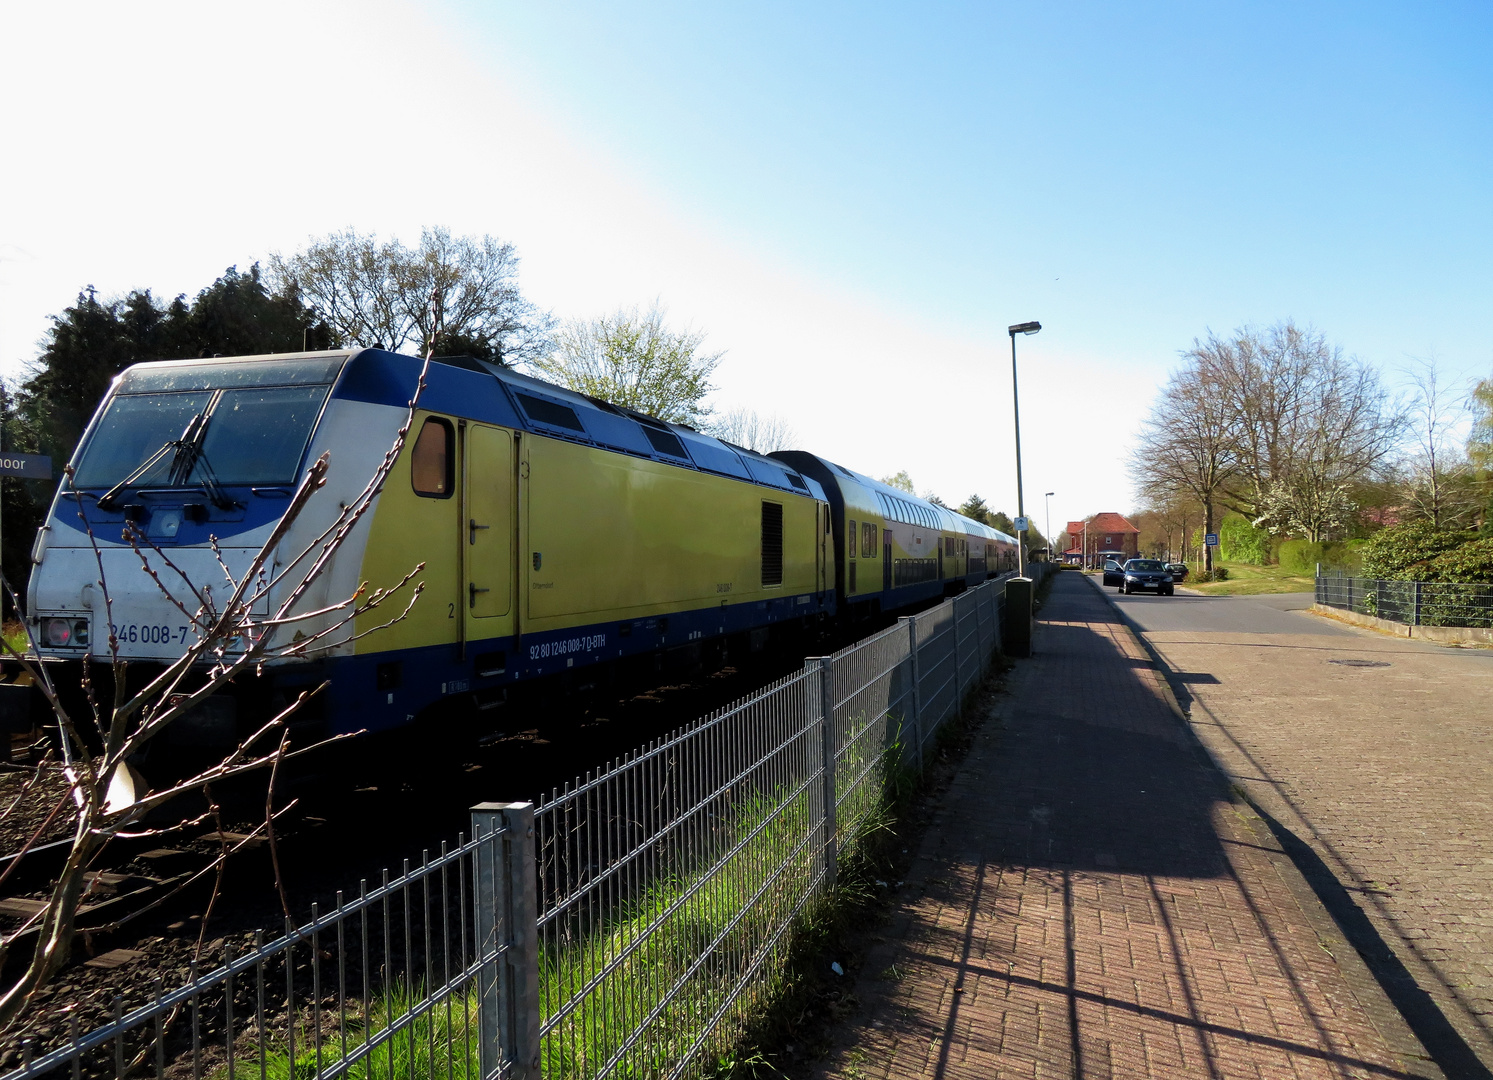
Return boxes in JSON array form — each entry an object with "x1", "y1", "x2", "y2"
[{"x1": 26, "y1": 348, "x2": 1015, "y2": 748}]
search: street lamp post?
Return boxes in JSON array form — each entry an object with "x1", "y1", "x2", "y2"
[
  {"x1": 1007, "y1": 321, "x2": 1041, "y2": 577},
  {"x1": 1044, "y1": 492, "x2": 1054, "y2": 565}
]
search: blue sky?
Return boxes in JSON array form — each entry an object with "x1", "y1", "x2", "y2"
[
  {"x1": 460, "y1": 1, "x2": 1491, "y2": 366},
  {"x1": 1, "y1": 1, "x2": 1489, "y2": 530}
]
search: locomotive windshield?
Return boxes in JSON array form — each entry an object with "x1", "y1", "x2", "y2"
[{"x1": 73, "y1": 358, "x2": 340, "y2": 491}]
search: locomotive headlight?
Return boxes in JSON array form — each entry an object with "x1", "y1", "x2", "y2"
[{"x1": 41, "y1": 617, "x2": 89, "y2": 648}]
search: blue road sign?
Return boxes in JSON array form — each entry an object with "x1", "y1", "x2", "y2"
[
  {"x1": 0, "y1": 453, "x2": 51, "y2": 479},
  {"x1": 1205, "y1": 532, "x2": 1219, "y2": 547}
]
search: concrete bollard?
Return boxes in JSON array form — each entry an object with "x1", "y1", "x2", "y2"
[{"x1": 1003, "y1": 576, "x2": 1033, "y2": 658}]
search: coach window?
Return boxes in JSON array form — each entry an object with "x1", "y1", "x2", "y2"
[
  {"x1": 862, "y1": 521, "x2": 876, "y2": 558},
  {"x1": 847, "y1": 520, "x2": 857, "y2": 558},
  {"x1": 411, "y1": 417, "x2": 454, "y2": 497}
]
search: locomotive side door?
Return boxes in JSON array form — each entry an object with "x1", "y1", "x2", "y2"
[{"x1": 464, "y1": 424, "x2": 513, "y2": 632}]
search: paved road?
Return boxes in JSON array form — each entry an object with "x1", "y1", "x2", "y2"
[
  {"x1": 1111, "y1": 588, "x2": 1358, "y2": 636},
  {"x1": 1106, "y1": 578, "x2": 1493, "y2": 1075},
  {"x1": 816, "y1": 573, "x2": 1435, "y2": 1080}
]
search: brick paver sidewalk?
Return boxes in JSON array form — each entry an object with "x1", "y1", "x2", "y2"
[
  {"x1": 816, "y1": 572, "x2": 1436, "y2": 1080},
  {"x1": 1139, "y1": 602, "x2": 1493, "y2": 1075}
]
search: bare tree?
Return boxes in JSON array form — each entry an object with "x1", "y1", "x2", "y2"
[
  {"x1": 1195, "y1": 321, "x2": 1402, "y2": 526},
  {"x1": 1393, "y1": 358, "x2": 1479, "y2": 530},
  {"x1": 534, "y1": 303, "x2": 722, "y2": 426},
  {"x1": 705, "y1": 408, "x2": 799, "y2": 453},
  {"x1": 1131, "y1": 497, "x2": 1202, "y2": 562},
  {"x1": 269, "y1": 227, "x2": 553, "y2": 363},
  {"x1": 0, "y1": 352, "x2": 434, "y2": 1026},
  {"x1": 1132, "y1": 363, "x2": 1237, "y2": 572}
]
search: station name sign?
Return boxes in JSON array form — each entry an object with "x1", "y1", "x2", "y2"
[{"x1": 0, "y1": 453, "x2": 52, "y2": 479}]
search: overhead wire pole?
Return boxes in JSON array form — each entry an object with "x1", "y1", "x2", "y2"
[{"x1": 1007, "y1": 321, "x2": 1040, "y2": 577}]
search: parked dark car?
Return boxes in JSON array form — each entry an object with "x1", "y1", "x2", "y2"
[
  {"x1": 1167, "y1": 562, "x2": 1189, "y2": 581},
  {"x1": 1101, "y1": 559, "x2": 1124, "y2": 587},
  {"x1": 1117, "y1": 559, "x2": 1174, "y2": 596}
]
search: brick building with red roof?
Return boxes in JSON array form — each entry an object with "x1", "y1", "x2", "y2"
[{"x1": 1062, "y1": 513, "x2": 1141, "y2": 566}]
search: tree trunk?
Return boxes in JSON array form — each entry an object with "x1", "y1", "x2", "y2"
[{"x1": 1204, "y1": 502, "x2": 1215, "y2": 572}]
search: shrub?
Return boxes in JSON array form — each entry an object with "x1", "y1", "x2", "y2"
[
  {"x1": 1277, "y1": 540, "x2": 1326, "y2": 575},
  {"x1": 1420, "y1": 538, "x2": 1493, "y2": 584},
  {"x1": 1359, "y1": 522, "x2": 1476, "y2": 580},
  {"x1": 1218, "y1": 516, "x2": 1269, "y2": 564},
  {"x1": 1322, "y1": 538, "x2": 1368, "y2": 572}
]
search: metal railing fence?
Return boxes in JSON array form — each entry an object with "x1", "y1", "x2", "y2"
[
  {"x1": 2, "y1": 814, "x2": 525, "y2": 1080},
  {"x1": 528, "y1": 566, "x2": 1049, "y2": 1078},
  {"x1": 1316, "y1": 571, "x2": 1493, "y2": 629},
  {"x1": 4, "y1": 564, "x2": 1054, "y2": 1080}
]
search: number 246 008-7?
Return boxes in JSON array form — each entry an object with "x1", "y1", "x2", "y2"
[{"x1": 112, "y1": 624, "x2": 191, "y2": 645}]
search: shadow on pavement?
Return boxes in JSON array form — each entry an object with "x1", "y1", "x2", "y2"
[
  {"x1": 1250, "y1": 803, "x2": 1493, "y2": 1080},
  {"x1": 1095, "y1": 572, "x2": 1493, "y2": 1079}
]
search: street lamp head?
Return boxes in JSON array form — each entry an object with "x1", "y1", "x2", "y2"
[
  {"x1": 1008, "y1": 321, "x2": 1041, "y2": 336},
  {"x1": 1045, "y1": 491, "x2": 1054, "y2": 496}
]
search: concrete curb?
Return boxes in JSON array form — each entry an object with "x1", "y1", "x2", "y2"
[
  {"x1": 1313, "y1": 602, "x2": 1493, "y2": 647},
  {"x1": 1076, "y1": 573, "x2": 1448, "y2": 1080}
]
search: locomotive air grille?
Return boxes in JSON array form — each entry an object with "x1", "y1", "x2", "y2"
[{"x1": 761, "y1": 501, "x2": 784, "y2": 586}]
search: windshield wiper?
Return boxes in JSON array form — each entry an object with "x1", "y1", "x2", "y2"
[
  {"x1": 95, "y1": 413, "x2": 239, "y2": 512},
  {"x1": 96, "y1": 414, "x2": 206, "y2": 510}
]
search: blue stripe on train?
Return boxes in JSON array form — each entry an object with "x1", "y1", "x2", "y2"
[{"x1": 291, "y1": 589, "x2": 836, "y2": 736}]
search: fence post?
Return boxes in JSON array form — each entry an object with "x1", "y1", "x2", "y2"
[
  {"x1": 803, "y1": 657, "x2": 837, "y2": 891},
  {"x1": 953, "y1": 596, "x2": 967, "y2": 715},
  {"x1": 472, "y1": 802, "x2": 541, "y2": 1080},
  {"x1": 1413, "y1": 579, "x2": 1422, "y2": 626},
  {"x1": 899, "y1": 615, "x2": 923, "y2": 773}
]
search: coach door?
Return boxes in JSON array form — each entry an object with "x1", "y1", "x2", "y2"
[{"x1": 463, "y1": 425, "x2": 513, "y2": 633}]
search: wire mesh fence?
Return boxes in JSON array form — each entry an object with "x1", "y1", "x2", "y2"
[
  {"x1": 5, "y1": 564, "x2": 1052, "y2": 1080},
  {"x1": 1, "y1": 820, "x2": 520, "y2": 1080},
  {"x1": 1316, "y1": 572, "x2": 1493, "y2": 629}
]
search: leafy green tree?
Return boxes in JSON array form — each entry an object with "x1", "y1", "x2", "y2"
[
  {"x1": 18, "y1": 266, "x2": 321, "y2": 464},
  {"x1": 957, "y1": 495, "x2": 992, "y2": 524},
  {"x1": 534, "y1": 304, "x2": 721, "y2": 426},
  {"x1": 880, "y1": 471, "x2": 916, "y2": 494},
  {"x1": 7, "y1": 267, "x2": 323, "y2": 593},
  {"x1": 174, "y1": 265, "x2": 328, "y2": 358}
]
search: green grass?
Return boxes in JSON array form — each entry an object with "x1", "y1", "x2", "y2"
[
  {"x1": 223, "y1": 734, "x2": 891, "y2": 1080},
  {"x1": 2, "y1": 622, "x2": 28, "y2": 655},
  {"x1": 223, "y1": 981, "x2": 483, "y2": 1080},
  {"x1": 1184, "y1": 562, "x2": 1315, "y2": 595},
  {"x1": 210, "y1": 655, "x2": 1012, "y2": 1080}
]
